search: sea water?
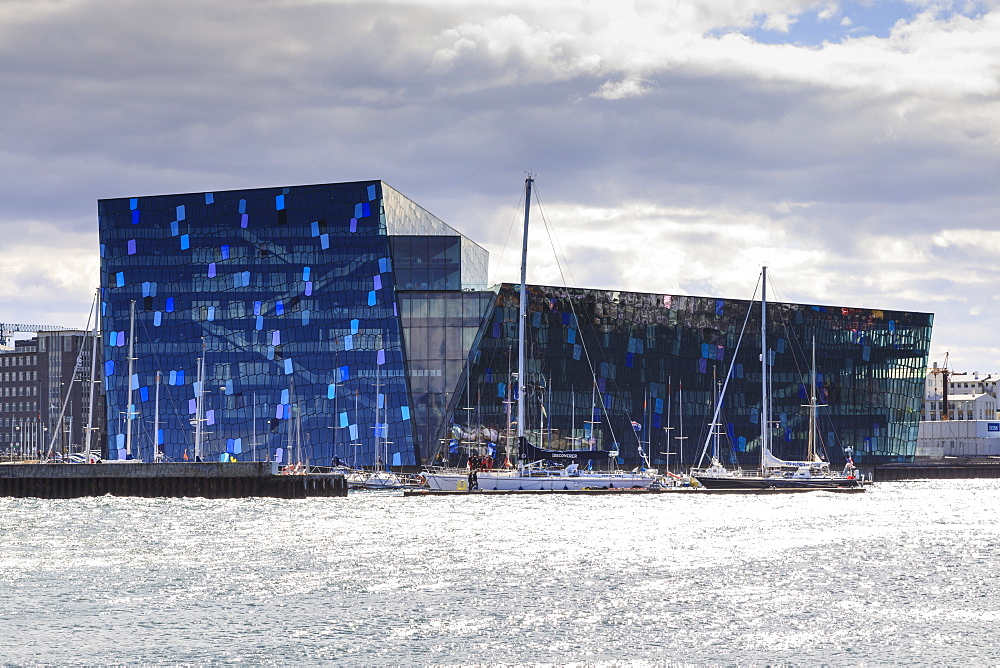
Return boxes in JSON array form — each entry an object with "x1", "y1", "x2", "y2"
[{"x1": 0, "y1": 480, "x2": 998, "y2": 665}]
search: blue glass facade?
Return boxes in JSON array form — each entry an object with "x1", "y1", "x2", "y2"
[
  {"x1": 99, "y1": 181, "x2": 932, "y2": 468},
  {"x1": 98, "y1": 181, "x2": 488, "y2": 467},
  {"x1": 446, "y1": 285, "x2": 933, "y2": 468}
]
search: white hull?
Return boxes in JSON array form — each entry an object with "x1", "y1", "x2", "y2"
[{"x1": 423, "y1": 469, "x2": 658, "y2": 491}]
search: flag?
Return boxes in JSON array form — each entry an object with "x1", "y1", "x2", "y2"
[
  {"x1": 631, "y1": 421, "x2": 642, "y2": 431},
  {"x1": 183, "y1": 449, "x2": 189, "y2": 461}
]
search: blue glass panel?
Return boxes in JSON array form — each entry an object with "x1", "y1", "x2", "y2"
[
  {"x1": 127, "y1": 239, "x2": 136, "y2": 255},
  {"x1": 303, "y1": 267, "x2": 311, "y2": 281},
  {"x1": 129, "y1": 198, "x2": 138, "y2": 210},
  {"x1": 311, "y1": 221, "x2": 319, "y2": 237},
  {"x1": 339, "y1": 365, "x2": 350, "y2": 381},
  {"x1": 238, "y1": 199, "x2": 246, "y2": 213},
  {"x1": 176, "y1": 369, "x2": 184, "y2": 384},
  {"x1": 320, "y1": 234, "x2": 330, "y2": 249},
  {"x1": 373, "y1": 275, "x2": 382, "y2": 290},
  {"x1": 281, "y1": 389, "x2": 289, "y2": 404},
  {"x1": 177, "y1": 205, "x2": 186, "y2": 220},
  {"x1": 205, "y1": 193, "x2": 214, "y2": 204},
  {"x1": 367, "y1": 184, "x2": 376, "y2": 200},
  {"x1": 116, "y1": 272, "x2": 125, "y2": 287},
  {"x1": 340, "y1": 412, "x2": 349, "y2": 428},
  {"x1": 104, "y1": 360, "x2": 115, "y2": 376},
  {"x1": 377, "y1": 349, "x2": 385, "y2": 365},
  {"x1": 379, "y1": 257, "x2": 389, "y2": 273},
  {"x1": 254, "y1": 301, "x2": 262, "y2": 315},
  {"x1": 170, "y1": 221, "x2": 179, "y2": 236},
  {"x1": 255, "y1": 315, "x2": 264, "y2": 330},
  {"x1": 284, "y1": 359, "x2": 293, "y2": 374},
  {"x1": 207, "y1": 306, "x2": 215, "y2": 321},
  {"x1": 401, "y1": 406, "x2": 410, "y2": 420},
  {"x1": 350, "y1": 218, "x2": 357, "y2": 233},
  {"x1": 276, "y1": 301, "x2": 284, "y2": 316},
  {"x1": 276, "y1": 195, "x2": 285, "y2": 210},
  {"x1": 344, "y1": 335, "x2": 353, "y2": 350},
  {"x1": 131, "y1": 210, "x2": 140, "y2": 225},
  {"x1": 188, "y1": 398, "x2": 196, "y2": 414},
  {"x1": 180, "y1": 235, "x2": 189, "y2": 250},
  {"x1": 305, "y1": 281, "x2": 313, "y2": 296},
  {"x1": 208, "y1": 263, "x2": 216, "y2": 278},
  {"x1": 206, "y1": 410, "x2": 215, "y2": 427},
  {"x1": 139, "y1": 386, "x2": 149, "y2": 402},
  {"x1": 301, "y1": 310, "x2": 310, "y2": 325},
  {"x1": 349, "y1": 424, "x2": 358, "y2": 440},
  {"x1": 153, "y1": 311, "x2": 162, "y2": 327},
  {"x1": 168, "y1": 370, "x2": 176, "y2": 385},
  {"x1": 241, "y1": 214, "x2": 248, "y2": 228},
  {"x1": 271, "y1": 330, "x2": 280, "y2": 345},
  {"x1": 327, "y1": 384, "x2": 336, "y2": 399},
  {"x1": 165, "y1": 297, "x2": 174, "y2": 312},
  {"x1": 368, "y1": 291, "x2": 376, "y2": 306},
  {"x1": 350, "y1": 319, "x2": 359, "y2": 334},
  {"x1": 241, "y1": 271, "x2": 250, "y2": 287},
  {"x1": 221, "y1": 245, "x2": 230, "y2": 260}
]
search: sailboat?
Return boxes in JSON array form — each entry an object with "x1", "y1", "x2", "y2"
[
  {"x1": 691, "y1": 267, "x2": 863, "y2": 490},
  {"x1": 423, "y1": 177, "x2": 658, "y2": 492}
]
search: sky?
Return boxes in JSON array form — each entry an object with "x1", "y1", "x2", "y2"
[{"x1": 0, "y1": 0, "x2": 998, "y2": 373}]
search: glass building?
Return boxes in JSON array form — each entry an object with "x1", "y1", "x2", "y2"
[
  {"x1": 452, "y1": 284, "x2": 932, "y2": 469},
  {"x1": 98, "y1": 181, "x2": 932, "y2": 467}
]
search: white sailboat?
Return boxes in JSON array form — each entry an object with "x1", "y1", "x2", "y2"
[
  {"x1": 691, "y1": 267, "x2": 863, "y2": 490},
  {"x1": 423, "y1": 177, "x2": 658, "y2": 492}
]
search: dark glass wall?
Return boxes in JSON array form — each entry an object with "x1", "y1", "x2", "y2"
[
  {"x1": 445, "y1": 284, "x2": 932, "y2": 468},
  {"x1": 399, "y1": 290, "x2": 495, "y2": 464},
  {"x1": 99, "y1": 181, "x2": 416, "y2": 467}
]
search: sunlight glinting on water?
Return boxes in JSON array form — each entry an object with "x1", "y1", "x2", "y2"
[{"x1": 1, "y1": 481, "x2": 999, "y2": 664}]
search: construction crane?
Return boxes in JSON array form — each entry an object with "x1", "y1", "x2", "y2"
[
  {"x1": 0, "y1": 324, "x2": 71, "y2": 347},
  {"x1": 928, "y1": 352, "x2": 968, "y2": 420}
]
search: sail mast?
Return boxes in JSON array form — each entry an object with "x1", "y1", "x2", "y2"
[
  {"x1": 517, "y1": 176, "x2": 533, "y2": 450},
  {"x1": 808, "y1": 336, "x2": 818, "y2": 462},
  {"x1": 125, "y1": 299, "x2": 136, "y2": 459},
  {"x1": 84, "y1": 288, "x2": 100, "y2": 461},
  {"x1": 760, "y1": 266, "x2": 768, "y2": 472}
]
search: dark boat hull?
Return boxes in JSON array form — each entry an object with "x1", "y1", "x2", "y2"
[
  {"x1": 692, "y1": 475, "x2": 774, "y2": 490},
  {"x1": 694, "y1": 474, "x2": 863, "y2": 490}
]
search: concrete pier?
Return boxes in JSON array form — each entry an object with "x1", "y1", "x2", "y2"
[
  {"x1": 871, "y1": 460, "x2": 1000, "y2": 482},
  {"x1": 0, "y1": 462, "x2": 346, "y2": 499}
]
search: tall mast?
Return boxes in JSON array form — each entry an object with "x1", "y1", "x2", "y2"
[
  {"x1": 153, "y1": 370, "x2": 161, "y2": 461},
  {"x1": 194, "y1": 337, "x2": 206, "y2": 461},
  {"x1": 84, "y1": 289, "x2": 100, "y2": 461},
  {"x1": 517, "y1": 176, "x2": 533, "y2": 449},
  {"x1": 807, "y1": 336, "x2": 820, "y2": 462},
  {"x1": 125, "y1": 299, "x2": 136, "y2": 459},
  {"x1": 760, "y1": 266, "x2": 769, "y2": 471}
]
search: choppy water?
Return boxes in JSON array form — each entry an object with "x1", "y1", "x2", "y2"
[{"x1": 1, "y1": 481, "x2": 999, "y2": 665}]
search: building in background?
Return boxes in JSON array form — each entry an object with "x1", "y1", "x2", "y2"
[
  {"x1": 0, "y1": 330, "x2": 101, "y2": 460},
  {"x1": 98, "y1": 181, "x2": 933, "y2": 468},
  {"x1": 917, "y1": 367, "x2": 1000, "y2": 457}
]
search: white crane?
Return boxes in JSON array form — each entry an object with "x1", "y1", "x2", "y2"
[{"x1": 0, "y1": 324, "x2": 70, "y2": 347}]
